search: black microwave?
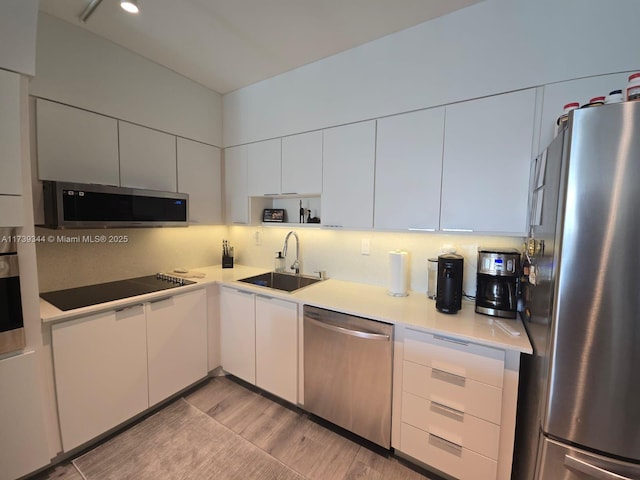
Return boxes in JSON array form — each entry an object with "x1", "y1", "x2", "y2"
[{"x1": 42, "y1": 181, "x2": 189, "y2": 228}]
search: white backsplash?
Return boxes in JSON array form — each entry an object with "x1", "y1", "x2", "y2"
[
  {"x1": 35, "y1": 223, "x2": 523, "y2": 296},
  {"x1": 228, "y1": 225, "x2": 523, "y2": 295},
  {"x1": 36, "y1": 225, "x2": 227, "y2": 292}
]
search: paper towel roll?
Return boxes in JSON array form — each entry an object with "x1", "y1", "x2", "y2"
[{"x1": 388, "y1": 250, "x2": 409, "y2": 297}]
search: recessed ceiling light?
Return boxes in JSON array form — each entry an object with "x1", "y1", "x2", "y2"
[{"x1": 120, "y1": 0, "x2": 139, "y2": 14}]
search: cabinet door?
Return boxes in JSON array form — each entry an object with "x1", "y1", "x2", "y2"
[
  {"x1": 255, "y1": 295, "x2": 298, "y2": 404},
  {"x1": 147, "y1": 290, "x2": 208, "y2": 406},
  {"x1": 0, "y1": 351, "x2": 50, "y2": 480},
  {"x1": 177, "y1": 138, "x2": 222, "y2": 224},
  {"x1": 36, "y1": 99, "x2": 119, "y2": 185},
  {"x1": 248, "y1": 138, "x2": 281, "y2": 196},
  {"x1": 322, "y1": 121, "x2": 376, "y2": 228},
  {"x1": 375, "y1": 108, "x2": 444, "y2": 231},
  {"x1": 220, "y1": 287, "x2": 255, "y2": 383},
  {"x1": 441, "y1": 89, "x2": 536, "y2": 234},
  {"x1": 119, "y1": 121, "x2": 177, "y2": 192},
  {"x1": 224, "y1": 145, "x2": 249, "y2": 224},
  {"x1": 0, "y1": 69, "x2": 22, "y2": 195},
  {"x1": 282, "y1": 131, "x2": 323, "y2": 195},
  {"x1": 538, "y1": 72, "x2": 630, "y2": 155},
  {"x1": 51, "y1": 306, "x2": 148, "y2": 451},
  {"x1": 0, "y1": 196, "x2": 23, "y2": 227}
]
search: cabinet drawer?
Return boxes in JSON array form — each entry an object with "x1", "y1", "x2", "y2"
[
  {"x1": 401, "y1": 391, "x2": 500, "y2": 460},
  {"x1": 404, "y1": 329, "x2": 504, "y2": 388},
  {"x1": 403, "y1": 361, "x2": 502, "y2": 424},
  {"x1": 401, "y1": 422, "x2": 497, "y2": 480}
]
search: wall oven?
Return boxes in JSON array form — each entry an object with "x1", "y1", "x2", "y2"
[{"x1": 0, "y1": 228, "x2": 25, "y2": 355}]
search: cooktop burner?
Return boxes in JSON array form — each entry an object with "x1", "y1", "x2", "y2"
[{"x1": 40, "y1": 274, "x2": 196, "y2": 311}]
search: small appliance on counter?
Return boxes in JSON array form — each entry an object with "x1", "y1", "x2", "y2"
[
  {"x1": 222, "y1": 240, "x2": 234, "y2": 268},
  {"x1": 475, "y1": 248, "x2": 519, "y2": 318},
  {"x1": 387, "y1": 250, "x2": 409, "y2": 297},
  {"x1": 436, "y1": 253, "x2": 464, "y2": 314}
]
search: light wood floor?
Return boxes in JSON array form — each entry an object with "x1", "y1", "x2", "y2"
[{"x1": 30, "y1": 376, "x2": 436, "y2": 480}]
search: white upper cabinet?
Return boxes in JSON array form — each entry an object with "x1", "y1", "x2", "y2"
[
  {"x1": 247, "y1": 138, "x2": 281, "y2": 196},
  {"x1": 281, "y1": 131, "x2": 323, "y2": 195},
  {"x1": 441, "y1": 89, "x2": 536, "y2": 234},
  {"x1": 375, "y1": 108, "x2": 445, "y2": 231},
  {"x1": 322, "y1": 120, "x2": 376, "y2": 229},
  {"x1": 177, "y1": 138, "x2": 222, "y2": 224},
  {"x1": 0, "y1": 69, "x2": 22, "y2": 196},
  {"x1": 36, "y1": 99, "x2": 120, "y2": 186},
  {"x1": 224, "y1": 144, "x2": 249, "y2": 224},
  {"x1": 538, "y1": 72, "x2": 630, "y2": 154},
  {"x1": 0, "y1": 0, "x2": 38, "y2": 76},
  {"x1": 119, "y1": 121, "x2": 177, "y2": 192}
]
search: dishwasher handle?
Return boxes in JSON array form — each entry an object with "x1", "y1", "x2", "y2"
[{"x1": 305, "y1": 316, "x2": 390, "y2": 341}]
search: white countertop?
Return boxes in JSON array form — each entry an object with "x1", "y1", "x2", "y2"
[{"x1": 41, "y1": 264, "x2": 532, "y2": 354}]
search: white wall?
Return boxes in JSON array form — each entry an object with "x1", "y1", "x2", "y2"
[
  {"x1": 31, "y1": 13, "x2": 222, "y2": 147},
  {"x1": 0, "y1": 0, "x2": 38, "y2": 76},
  {"x1": 223, "y1": 0, "x2": 640, "y2": 146},
  {"x1": 36, "y1": 226, "x2": 227, "y2": 292},
  {"x1": 229, "y1": 226, "x2": 522, "y2": 297}
]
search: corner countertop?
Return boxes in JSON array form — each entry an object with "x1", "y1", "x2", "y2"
[{"x1": 40, "y1": 264, "x2": 532, "y2": 354}]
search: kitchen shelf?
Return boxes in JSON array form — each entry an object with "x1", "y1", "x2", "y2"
[
  {"x1": 250, "y1": 195, "x2": 321, "y2": 226},
  {"x1": 260, "y1": 222, "x2": 321, "y2": 228}
]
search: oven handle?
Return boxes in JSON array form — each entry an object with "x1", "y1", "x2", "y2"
[
  {"x1": 564, "y1": 455, "x2": 633, "y2": 480},
  {"x1": 305, "y1": 316, "x2": 390, "y2": 341}
]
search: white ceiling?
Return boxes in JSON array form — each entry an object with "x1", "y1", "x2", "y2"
[{"x1": 39, "y1": 0, "x2": 482, "y2": 94}]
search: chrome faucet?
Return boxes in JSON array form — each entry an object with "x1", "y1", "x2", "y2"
[{"x1": 282, "y1": 231, "x2": 300, "y2": 274}]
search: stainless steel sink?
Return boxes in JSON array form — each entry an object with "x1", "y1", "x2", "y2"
[{"x1": 238, "y1": 272, "x2": 323, "y2": 292}]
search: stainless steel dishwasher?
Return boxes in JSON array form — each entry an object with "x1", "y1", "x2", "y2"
[{"x1": 303, "y1": 305, "x2": 393, "y2": 449}]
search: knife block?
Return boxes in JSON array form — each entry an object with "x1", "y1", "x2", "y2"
[{"x1": 222, "y1": 255, "x2": 234, "y2": 268}]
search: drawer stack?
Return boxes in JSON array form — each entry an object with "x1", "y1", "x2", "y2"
[{"x1": 400, "y1": 329, "x2": 505, "y2": 480}]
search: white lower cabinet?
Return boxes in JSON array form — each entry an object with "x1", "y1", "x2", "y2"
[
  {"x1": 401, "y1": 423, "x2": 497, "y2": 480},
  {"x1": 0, "y1": 351, "x2": 50, "y2": 480},
  {"x1": 146, "y1": 290, "x2": 207, "y2": 406},
  {"x1": 396, "y1": 328, "x2": 510, "y2": 480},
  {"x1": 255, "y1": 294, "x2": 297, "y2": 404},
  {"x1": 220, "y1": 287, "x2": 298, "y2": 403},
  {"x1": 52, "y1": 306, "x2": 149, "y2": 452},
  {"x1": 220, "y1": 286, "x2": 256, "y2": 383},
  {"x1": 51, "y1": 288, "x2": 208, "y2": 452}
]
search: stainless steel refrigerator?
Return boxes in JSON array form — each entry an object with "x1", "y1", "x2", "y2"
[{"x1": 514, "y1": 101, "x2": 640, "y2": 479}]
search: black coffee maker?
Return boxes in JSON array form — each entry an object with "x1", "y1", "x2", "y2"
[
  {"x1": 475, "y1": 248, "x2": 519, "y2": 318},
  {"x1": 436, "y1": 254, "x2": 464, "y2": 314}
]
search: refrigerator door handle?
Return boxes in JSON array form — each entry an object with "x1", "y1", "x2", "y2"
[{"x1": 564, "y1": 455, "x2": 633, "y2": 480}]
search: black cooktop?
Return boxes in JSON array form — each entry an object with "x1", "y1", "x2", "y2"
[{"x1": 40, "y1": 274, "x2": 196, "y2": 311}]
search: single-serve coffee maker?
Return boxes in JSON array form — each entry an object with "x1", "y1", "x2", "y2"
[
  {"x1": 436, "y1": 253, "x2": 464, "y2": 314},
  {"x1": 475, "y1": 248, "x2": 519, "y2": 318}
]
